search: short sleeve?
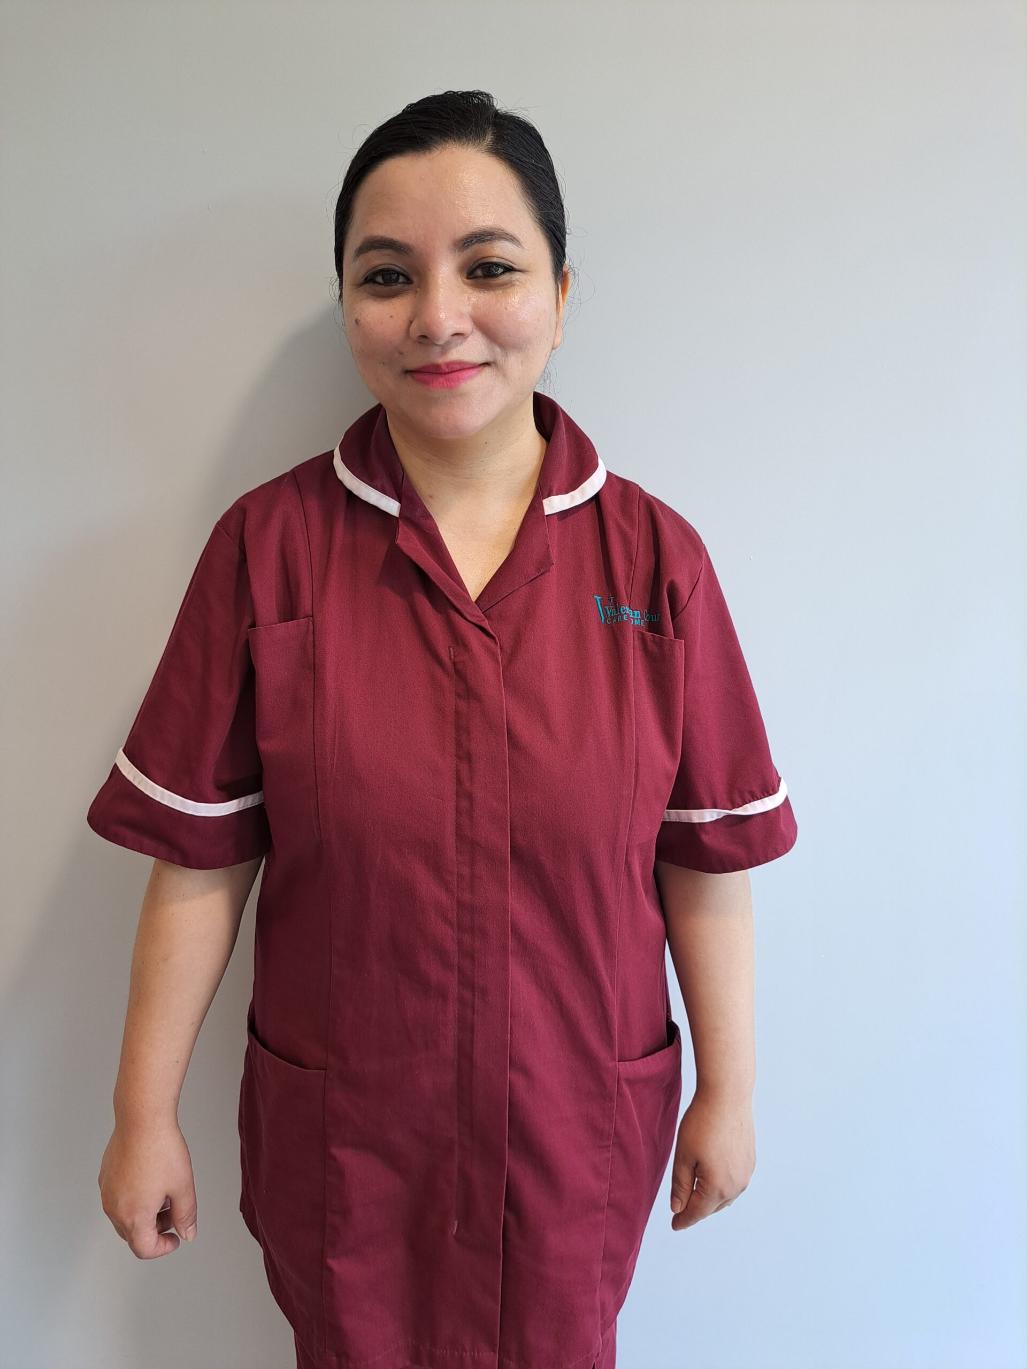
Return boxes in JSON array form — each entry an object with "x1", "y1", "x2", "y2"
[
  {"x1": 86, "y1": 517, "x2": 271, "y2": 869},
  {"x1": 654, "y1": 541, "x2": 798, "y2": 874}
]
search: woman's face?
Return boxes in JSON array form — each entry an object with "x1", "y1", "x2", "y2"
[{"x1": 340, "y1": 144, "x2": 570, "y2": 442}]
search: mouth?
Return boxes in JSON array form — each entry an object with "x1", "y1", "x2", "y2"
[
  {"x1": 408, "y1": 361, "x2": 487, "y2": 374},
  {"x1": 407, "y1": 362, "x2": 487, "y2": 389}
]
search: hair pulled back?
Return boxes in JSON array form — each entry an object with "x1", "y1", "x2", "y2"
[{"x1": 333, "y1": 89, "x2": 568, "y2": 304}]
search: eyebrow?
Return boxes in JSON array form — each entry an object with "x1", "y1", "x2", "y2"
[{"x1": 351, "y1": 226, "x2": 526, "y2": 262}]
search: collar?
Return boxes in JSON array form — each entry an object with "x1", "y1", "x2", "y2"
[{"x1": 332, "y1": 391, "x2": 607, "y2": 519}]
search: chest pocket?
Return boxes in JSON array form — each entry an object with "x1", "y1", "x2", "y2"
[
  {"x1": 628, "y1": 627, "x2": 684, "y2": 849},
  {"x1": 247, "y1": 616, "x2": 321, "y2": 848}
]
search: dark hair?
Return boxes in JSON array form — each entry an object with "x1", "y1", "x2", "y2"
[{"x1": 333, "y1": 89, "x2": 569, "y2": 305}]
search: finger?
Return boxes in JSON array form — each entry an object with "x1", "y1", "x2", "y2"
[
  {"x1": 156, "y1": 1194, "x2": 178, "y2": 1237},
  {"x1": 142, "y1": 1196, "x2": 180, "y2": 1256},
  {"x1": 671, "y1": 1170, "x2": 721, "y2": 1230},
  {"x1": 135, "y1": 1229, "x2": 181, "y2": 1258},
  {"x1": 123, "y1": 1209, "x2": 182, "y2": 1260}
]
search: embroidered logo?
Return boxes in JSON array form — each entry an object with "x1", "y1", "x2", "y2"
[{"x1": 593, "y1": 593, "x2": 660, "y2": 627}]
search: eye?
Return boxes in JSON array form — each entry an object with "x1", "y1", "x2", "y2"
[
  {"x1": 361, "y1": 267, "x2": 408, "y2": 288},
  {"x1": 469, "y1": 261, "x2": 516, "y2": 279},
  {"x1": 359, "y1": 261, "x2": 516, "y2": 288}
]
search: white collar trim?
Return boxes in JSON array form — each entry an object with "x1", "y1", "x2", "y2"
[{"x1": 333, "y1": 443, "x2": 607, "y2": 518}]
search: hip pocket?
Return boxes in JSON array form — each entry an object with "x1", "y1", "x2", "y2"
[
  {"x1": 599, "y1": 1017, "x2": 683, "y2": 1325},
  {"x1": 238, "y1": 1022, "x2": 326, "y2": 1350}
]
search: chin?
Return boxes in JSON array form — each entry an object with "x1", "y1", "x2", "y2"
[
  {"x1": 399, "y1": 380, "x2": 501, "y2": 418},
  {"x1": 408, "y1": 404, "x2": 497, "y2": 440}
]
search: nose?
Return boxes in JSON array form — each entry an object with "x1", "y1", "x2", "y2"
[{"x1": 408, "y1": 269, "x2": 473, "y2": 345}]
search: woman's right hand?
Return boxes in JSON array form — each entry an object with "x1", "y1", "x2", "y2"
[{"x1": 98, "y1": 1118, "x2": 198, "y2": 1258}]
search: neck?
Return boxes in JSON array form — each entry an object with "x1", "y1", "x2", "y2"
[{"x1": 386, "y1": 396, "x2": 547, "y2": 521}]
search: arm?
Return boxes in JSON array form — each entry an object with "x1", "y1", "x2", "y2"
[
  {"x1": 98, "y1": 855, "x2": 263, "y2": 1258},
  {"x1": 654, "y1": 859, "x2": 757, "y2": 1231}
]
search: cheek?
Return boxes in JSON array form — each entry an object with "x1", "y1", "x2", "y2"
[
  {"x1": 347, "y1": 310, "x2": 400, "y2": 356},
  {"x1": 483, "y1": 292, "x2": 555, "y2": 347}
]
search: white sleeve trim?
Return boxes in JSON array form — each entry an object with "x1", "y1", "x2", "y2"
[
  {"x1": 663, "y1": 777, "x2": 788, "y2": 824},
  {"x1": 115, "y1": 748, "x2": 264, "y2": 816}
]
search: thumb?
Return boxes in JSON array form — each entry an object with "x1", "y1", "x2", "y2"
[
  {"x1": 167, "y1": 1185, "x2": 198, "y2": 1243},
  {"x1": 670, "y1": 1155, "x2": 696, "y2": 1215}
]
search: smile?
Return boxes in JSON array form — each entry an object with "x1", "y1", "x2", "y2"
[{"x1": 408, "y1": 364, "x2": 486, "y2": 389}]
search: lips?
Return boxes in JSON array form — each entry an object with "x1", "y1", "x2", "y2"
[
  {"x1": 410, "y1": 363, "x2": 485, "y2": 374},
  {"x1": 406, "y1": 362, "x2": 488, "y2": 391}
]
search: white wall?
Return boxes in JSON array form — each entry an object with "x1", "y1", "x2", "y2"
[{"x1": 3, "y1": 2, "x2": 1024, "y2": 1366}]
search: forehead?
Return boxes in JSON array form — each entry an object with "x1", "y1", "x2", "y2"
[{"x1": 348, "y1": 146, "x2": 534, "y2": 244}]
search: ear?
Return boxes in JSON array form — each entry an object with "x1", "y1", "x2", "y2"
[{"x1": 553, "y1": 263, "x2": 571, "y2": 350}]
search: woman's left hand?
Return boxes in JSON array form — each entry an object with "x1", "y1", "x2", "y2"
[{"x1": 668, "y1": 1085, "x2": 756, "y2": 1231}]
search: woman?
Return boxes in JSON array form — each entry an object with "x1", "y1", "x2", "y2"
[{"x1": 90, "y1": 89, "x2": 797, "y2": 1369}]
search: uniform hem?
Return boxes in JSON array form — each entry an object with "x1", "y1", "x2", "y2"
[{"x1": 291, "y1": 1317, "x2": 617, "y2": 1369}]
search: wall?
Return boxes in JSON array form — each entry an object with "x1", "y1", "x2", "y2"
[{"x1": 2, "y1": 2, "x2": 1023, "y2": 1366}]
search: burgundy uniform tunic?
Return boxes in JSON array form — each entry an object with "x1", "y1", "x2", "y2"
[{"x1": 86, "y1": 393, "x2": 797, "y2": 1369}]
